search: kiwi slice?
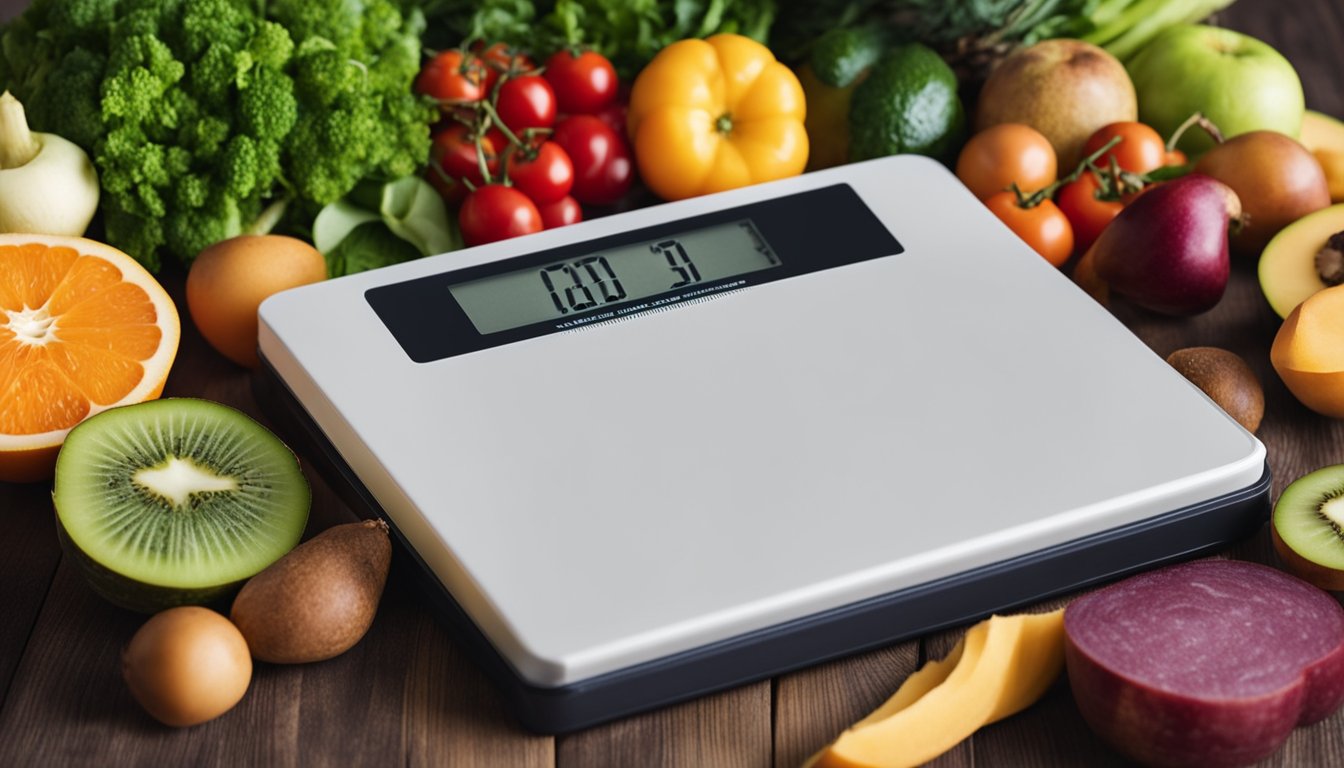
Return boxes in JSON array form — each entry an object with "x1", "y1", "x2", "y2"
[
  {"x1": 1272, "y1": 465, "x2": 1344, "y2": 591},
  {"x1": 53, "y1": 398, "x2": 309, "y2": 612}
]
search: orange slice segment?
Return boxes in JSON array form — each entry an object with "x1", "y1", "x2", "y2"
[{"x1": 0, "y1": 235, "x2": 180, "y2": 483}]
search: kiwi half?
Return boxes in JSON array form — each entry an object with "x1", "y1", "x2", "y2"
[
  {"x1": 1272, "y1": 465, "x2": 1344, "y2": 591},
  {"x1": 54, "y1": 398, "x2": 309, "y2": 612}
]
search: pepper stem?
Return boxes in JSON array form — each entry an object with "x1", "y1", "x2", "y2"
[
  {"x1": 0, "y1": 91, "x2": 40, "y2": 170},
  {"x1": 715, "y1": 113, "x2": 733, "y2": 135}
]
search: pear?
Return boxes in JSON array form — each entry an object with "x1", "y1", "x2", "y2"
[
  {"x1": 1090, "y1": 174, "x2": 1240, "y2": 316},
  {"x1": 230, "y1": 519, "x2": 392, "y2": 664}
]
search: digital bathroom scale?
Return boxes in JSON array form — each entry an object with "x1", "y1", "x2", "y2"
[{"x1": 257, "y1": 155, "x2": 1269, "y2": 733}]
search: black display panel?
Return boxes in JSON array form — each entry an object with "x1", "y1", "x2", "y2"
[{"x1": 366, "y1": 183, "x2": 902, "y2": 362}]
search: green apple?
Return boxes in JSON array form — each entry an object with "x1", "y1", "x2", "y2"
[{"x1": 1128, "y1": 25, "x2": 1303, "y2": 155}]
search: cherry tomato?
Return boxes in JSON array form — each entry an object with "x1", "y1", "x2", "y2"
[
  {"x1": 1056, "y1": 172, "x2": 1123, "y2": 253},
  {"x1": 956, "y1": 124, "x2": 1057, "y2": 201},
  {"x1": 507, "y1": 141, "x2": 574, "y2": 205},
  {"x1": 474, "y1": 42, "x2": 535, "y2": 94},
  {"x1": 416, "y1": 50, "x2": 489, "y2": 103},
  {"x1": 984, "y1": 192, "x2": 1074, "y2": 268},
  {"x1": 495, "y1": 75, "x2": 557, "y2": 135},
  {"x1": 537, "y1": 195, "x2": 583, "y2": 229},
  {"x1": 460, "y1": 185, "x2": 543, "y2": 246},
  {"x1": 544, "y1": 50, "x2": 618, "y2": 115},
  {"x1": 1166, "y1": 148, "x2": 1188, "y2": 166},
  {"x1": 1083, "y1": 122, "x2": 1167, "y2": 174},
  {"x1": 428, "y1": 123, "x2": 498, "y2": 202},
  {"x1": 552, "y1": 115, "x2": 633, "y2": 206}
]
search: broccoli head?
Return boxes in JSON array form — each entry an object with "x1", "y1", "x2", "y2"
[{"x1": 0, "y1": 0, "x2": 435, "y2": 269}]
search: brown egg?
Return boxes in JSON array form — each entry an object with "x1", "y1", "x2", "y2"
[
  {"x1": 122, "y1": 606, "x2": 252, "y2": 727},
  {"x1": 186, "y1": 235, "x2": 327, "y2": 368}
]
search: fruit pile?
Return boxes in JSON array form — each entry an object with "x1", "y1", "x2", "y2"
[
  {"x1": 9, "y1": 2, "x2": 1344, "y2": 759},
  {"x1": 417, "y1": 44, "x2": 633, "y2": 245}
]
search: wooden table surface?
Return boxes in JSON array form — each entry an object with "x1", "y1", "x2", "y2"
[{"x1": 4, "y1": 0, "x2": 1344, "y2": 765}]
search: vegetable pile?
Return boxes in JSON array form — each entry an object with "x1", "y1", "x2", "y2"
[
  {"x1": 422, "y1": 0, "x2": 778, "y2": 80},
  {"x1": 0, "y1": 0, "x2": 436, "y2": 270},
  {"x1": 417, "y1": 42, "x2": 633, "y2": 245}
]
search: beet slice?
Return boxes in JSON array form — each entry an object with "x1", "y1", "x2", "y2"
[{"x1": 1064, "y1": 559, "x2": 1344, "y2": 768}]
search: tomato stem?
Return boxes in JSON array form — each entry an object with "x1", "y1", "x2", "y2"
[
  {"x1": 1014, "y1": 135, "x2": 1123, "y2": 209},
  {"x1": 473, "y1": 127, "x2": 494, "y2": 186},
  {"x1": 479, "y1": 98, "x2": 526, "y2": 151}
]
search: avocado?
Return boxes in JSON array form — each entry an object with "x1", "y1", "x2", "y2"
[{"x1": 848, "y1": 43, "x2": 965, "y2": 163}]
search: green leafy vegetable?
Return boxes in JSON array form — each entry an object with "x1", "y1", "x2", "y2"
[
  {"x1": 776, "y1": 0, "x2": 1234, "y2": 81},
  {"x1": 423, "y1": 0, "x2": 778, "y2": 80},
  {"x1": 0, "y1": 0, "x2": 437, "y2": 271},
  {"x1": 314, "y1": 175, "x2": 460, "y2": 277},
  {"x1": 325, "y1": 222, "x2": 423, "y2": 278}
]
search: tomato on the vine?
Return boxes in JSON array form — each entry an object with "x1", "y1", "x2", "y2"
[
  {"x1": 428, "y1": 123, "x2": 498, "y2": 202},
  {"x1": 416, "y1": 50, "x2": 489, "y2": 103},
  {"x1": 1056, "y1": 172, "x2": 1123, "y2": 254},
  {"x1": 544, "y1": 50, "x2": 618, "y2": 115},
  {"x1": 537, "y1": 195, "x2": 583, "y2": 229},
  {"x1": 955, "y1": 124, "x2": 1057, "y2": 200},
  {"x1": 475, "y1": 42, "x2": 535, "y2": 94},
  {"x1": 1083, "y1": 122, "x2": 1167, "y2": 174},
  {"x1": 984, "y1": 192, "x2": 1074, "y2": 268},
  {"x1": 495, "y1": 75, "x2": 557, "y2": 135},
  {"x1": 552, "y1": 115, "x2": 633, "y2": 206},
  {"x1": 507, "y1": 141, "x2": 574, "y2": 205},
  {"x1": 460, "y1": 185, "x2": 543, "y2": 246}
]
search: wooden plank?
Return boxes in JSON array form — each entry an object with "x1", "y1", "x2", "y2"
[
  {"x1": 772, "y1": 643, "x2": 920, "y2": 767},
  {"x1": 557, "y1": 681, "x2": 771, "y2": 768},
  {"x1": 0, "y1": 561, "x2": 293, "y2": 766},
  {"x1": 402, "y1": 599, "x2": 554, "y2": 768},
  {"x1": 0, "y1": 481, "x2": 61, "y2": 708}
]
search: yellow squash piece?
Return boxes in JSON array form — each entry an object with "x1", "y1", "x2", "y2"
[
  {"x1": 627, "y1": 34, "x2": 808, "y2": 202},
  {"x1": 810, "y1": 609, "x2": 1065, "y2": 768}
]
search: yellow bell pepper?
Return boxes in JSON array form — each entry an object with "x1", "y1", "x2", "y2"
[{"x1": 627, "y1": 34, "x2": 808, "y2": 201}]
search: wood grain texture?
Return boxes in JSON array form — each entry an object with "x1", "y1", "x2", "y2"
[
  {"x1": 557, "y1": 681, "x2": 771, "y2": 768},
  {"x1": 0, "y1": 481, "x2": 60, "y2": 709},
  {"x1": 772, "y1": 643, "x2": 919, "y2": 767},
  {"x1": 403, "y1": 595, "x2": 554, "y2": 768}
]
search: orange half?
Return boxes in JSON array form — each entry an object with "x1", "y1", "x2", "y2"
[{"x1": 0, "y1": 234, "x2": 180, "y2": 483}]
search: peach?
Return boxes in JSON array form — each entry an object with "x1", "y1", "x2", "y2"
[
  {"x1": 1300, "y1": 110, "x2": 1344, "y2": 203},
  {"x1": 1271, "y1": 283, "x2": 1344, "y2": 417}
]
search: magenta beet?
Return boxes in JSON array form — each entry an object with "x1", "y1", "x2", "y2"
[
  {"x1": 1064, "y1": 559, "x2": 1344, "y2": 767},
  {"x1": 1091, "y1": 174, "x2": 1241, "y2": 315}
]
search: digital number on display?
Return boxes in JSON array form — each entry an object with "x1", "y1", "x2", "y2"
[{"x1": 448, "y1": 220, "x2": 780, "y2": 334}]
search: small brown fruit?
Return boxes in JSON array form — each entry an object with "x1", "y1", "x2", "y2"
[
  {"x1": 231, "y1": 519, "x2": 392, "y2": 663},
  {"x1": 1194, "y1": 131, "x2": 1331, "y2": 257},
  {"x1": 1166, "y1": 347, "x2": 1265, "y2": 433}
]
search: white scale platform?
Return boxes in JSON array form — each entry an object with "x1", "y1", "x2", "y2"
[{"x1": 258, "y1": 155, "x2": 1267, "y2": 733}]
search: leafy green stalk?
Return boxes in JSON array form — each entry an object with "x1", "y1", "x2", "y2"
[{"x1": 1083, "y1": 0, "x2": 1235, "y2": 59}]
